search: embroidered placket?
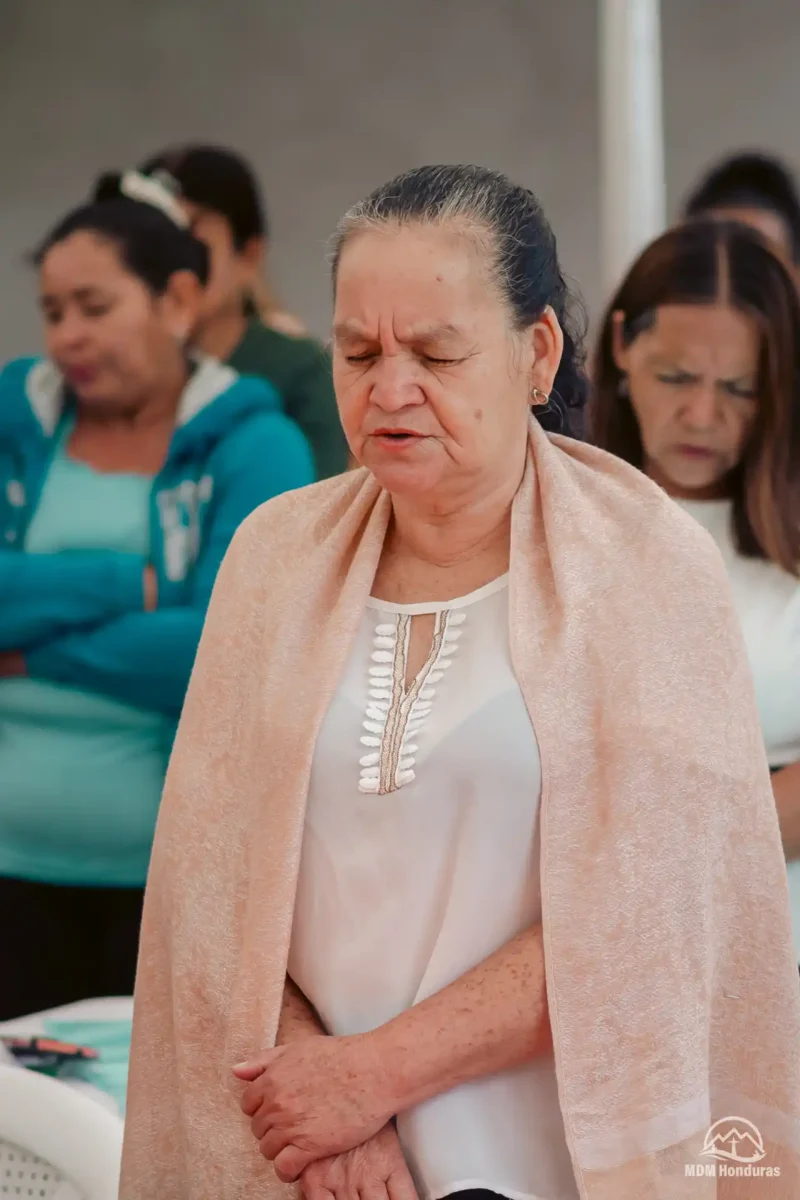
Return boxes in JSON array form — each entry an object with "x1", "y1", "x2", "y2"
[{"x1": 358, "y1": 609, "x2": 466, "y2": 794}]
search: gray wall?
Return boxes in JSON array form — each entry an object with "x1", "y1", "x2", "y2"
[{"x1": 0, "y1": 0, "x2": 799, "y2": 359}]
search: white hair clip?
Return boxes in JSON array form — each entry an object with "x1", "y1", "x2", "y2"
[{"x1": 119, "y1": 170, "x2": 190, "y2": 229}]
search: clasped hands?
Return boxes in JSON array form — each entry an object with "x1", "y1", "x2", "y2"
[{"x1": 233, "y1": 1031, "x2": 417, "y2": 1198}]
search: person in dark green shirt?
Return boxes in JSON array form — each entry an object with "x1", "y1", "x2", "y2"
[{"x1": 139, "y1": 145, "x2": 349, "y2": 479}]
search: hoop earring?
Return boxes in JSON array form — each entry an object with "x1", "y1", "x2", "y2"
[{"x1": 531, "y1": 387, "x2": 550, "y2": 406}]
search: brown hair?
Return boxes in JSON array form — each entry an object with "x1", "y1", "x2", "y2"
[
  {"x1": 139, "y1": 144, "x2": 302, "y2": 331},
  {"x1": 590, "y1": 219, "x2": 800, "y2": 574}
]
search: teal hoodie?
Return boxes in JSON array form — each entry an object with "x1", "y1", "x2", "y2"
[{"x1": 0, "y1": 355, "x2": 314, "y2": 717}]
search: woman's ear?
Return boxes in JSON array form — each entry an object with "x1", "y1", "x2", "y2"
[
  {"x1": 242, "y1": 236, "x2": 266, "y2": 272},
  {"x1": 161, "y1": 270, "x2": 205, "y2": 343},
  {"x1": 610, "y1": 310, "x2": 630, "y2": 373},
  {"x1": 529, "y1": 305, "x2": 565, "y2": 396}
]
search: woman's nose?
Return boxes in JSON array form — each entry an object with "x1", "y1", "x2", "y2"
[
  {"x1": 369, "y1": 356, "x2": 425, "y2": 410},
  {"x1": 681, "y1": 383, "x2": 718, "y2": 430}
]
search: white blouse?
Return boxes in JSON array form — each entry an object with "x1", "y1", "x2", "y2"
[
  {"x1": 678, "y1": 499, "x2": 800, "y2": 958},
  {"x1": 288, "y1": 577, "x2": 579, "y2": 1200}
]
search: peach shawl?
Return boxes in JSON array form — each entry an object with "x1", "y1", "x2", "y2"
[{"x1": 122, "y1": 421, "x2": 800, "y2": 1199}]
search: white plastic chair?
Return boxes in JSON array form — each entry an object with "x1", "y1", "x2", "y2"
[{"x1": 0, "y1": 1066, "x2": 123, "y2": 1200}]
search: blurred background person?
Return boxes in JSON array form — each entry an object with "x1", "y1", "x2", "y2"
[
  {"x1": 682, "y1": 149, "x2": 800, "y2": 266},
  {"x1": 589, "y1": 218, "x2": 800, "y2": 960},
  {"x1": 0, "y1": 170, "x2": 313, "y2": 1020},
  {"x1": 140, "y1": 144, "x2": 349, "y2": 479}
]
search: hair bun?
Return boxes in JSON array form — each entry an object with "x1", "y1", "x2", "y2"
[{"x1": 92, "y1": 171, "x2": 125, "y2": 204}]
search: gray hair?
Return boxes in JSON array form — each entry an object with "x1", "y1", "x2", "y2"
[{"x1": 331, "y1": 165, "x2": 586, "y2": 432}]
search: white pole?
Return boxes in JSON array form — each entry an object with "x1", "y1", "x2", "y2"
[{"x1": 599, "y1": 0, "x2": 666, "y2": 293}]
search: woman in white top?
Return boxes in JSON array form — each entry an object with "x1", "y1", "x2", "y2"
[
  {"x1": 122, "y1": 171, "x2": 800, "y2": 1200},
  {"x1": 247, "y1": 167, "x2": 588, "y2": 1200},
  {"x1": 590, "y1": 217, "x2": 800, "y2": 958}
]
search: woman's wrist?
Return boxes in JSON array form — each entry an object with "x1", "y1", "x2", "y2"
[
  {"x1": 365, "y1": 926, "x2": 550, "y2": 1116},
  {"x1": 772, "y1": 761, "x2": 800, "y2": 859},
  {"x1": 332, "y1": 1028, "x2": 409, "y2": 1126},
  {"x1": 365, "y1": 1014, "x2": 446, "y2": 1116},
  {"x1": 276, "y1": 976, "x2": 327, "y2": 1045},
  {"x1": 0, "y1": 651, "x2": 27, "y2": 678},
  {"x1": 143, "y1": 565, "x2": 158, "y2": 612}
]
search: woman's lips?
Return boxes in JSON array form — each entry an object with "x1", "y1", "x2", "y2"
[
  {"x1": 676, "y1": 444, "x2": 715, "y2": 460},
  {"x1": 372, "y1": 429, "x2": 422, "y2": 437},
  {"x1": 371, "y1": 430, "x2": 426, "y2": 448},
  {"x1": 62, "y1": 365, "x2": 98, "y2": 386}
]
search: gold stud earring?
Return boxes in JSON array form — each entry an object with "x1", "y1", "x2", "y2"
[{"x1": 531, "y1": 387, "x2": 550, "y2": 406}]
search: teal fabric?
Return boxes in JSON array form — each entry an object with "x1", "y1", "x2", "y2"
[
  {"x1": 0, "y1": 356, "x2": 314, "y2": 717},
  {"x1": 44, "y1": 1017, "x2": 132, "y2": 1115},
  {"x1": 0, "y1": 424, "x2": 170, "y2": 885},
  {"x1": 0, "y1": 356, "x2": 314, "y2": 886}
]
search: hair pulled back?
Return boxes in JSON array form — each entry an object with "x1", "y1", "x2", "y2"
[
  {"x1": 331, "y1": 164, "x2": 587, "y2": 435},
  {"x1": 35, "y1": 171, "x2": 209, "y2": 293}
]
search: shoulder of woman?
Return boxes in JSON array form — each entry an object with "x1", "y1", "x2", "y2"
[
  {"x1": 546, "y1": 432, "x2": 731, "y2": 594},
  {"x1": 228, "y1": 463, "x2": 375, "y2": 559},
  {"x1": 0, "y1": 355, "x2": 51, "y2": 399},
  {"x1": 265, "y1": 310, "x2": 309, "y2": 337},
  {"x1": 541, "y1": 440, "x2": 759, "y2": 749},
  {"x1": 0, "y1": 356, "x2": 62, "y2": 437}
]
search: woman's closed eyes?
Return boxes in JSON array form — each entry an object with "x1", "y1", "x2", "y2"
[
  {"x1": 655, "y1": 368, "x2": 697, "y2": 386},
  {"x1": 345, "y1": 350, "x2": 462, "y2": 366},
  {"x1": 655, "y1": 368, "x2": 757, "y2": 400}
]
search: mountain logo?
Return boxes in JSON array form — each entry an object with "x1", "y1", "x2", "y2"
[{"x1": 700, "y1": 1117, "x2": 766, "y2": 1164}]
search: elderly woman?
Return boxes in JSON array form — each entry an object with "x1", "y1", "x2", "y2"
[{"x1": 122, "y1": 167, "x2": 800, "y2": 1200}]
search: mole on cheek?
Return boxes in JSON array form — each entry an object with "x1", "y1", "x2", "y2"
[
  {"x1": 436, "y1": 275, "x2": 444, "y2": 283},
  {"x1": 474, "y1": 408, "x2": 483, "y2": 422}
]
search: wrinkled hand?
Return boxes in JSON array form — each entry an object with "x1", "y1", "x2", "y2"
[
  {"x1": 233, "y1": 1034, "x2": 396, "y2": 1182},
  {"x1": 300, "y1": 1123, "x2": 417, "y2": 1200}
]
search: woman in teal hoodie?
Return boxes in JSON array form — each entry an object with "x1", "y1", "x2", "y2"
[{"x1": 0, "y1": 171, "x2": 313, "y2": 1019}]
